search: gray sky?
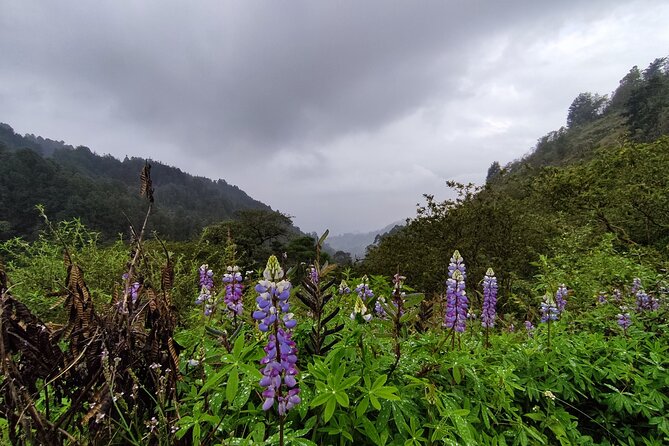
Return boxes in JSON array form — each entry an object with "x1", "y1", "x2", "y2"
[{"x1": 1, "y1": 1, "x2": 668, "y2": 234}]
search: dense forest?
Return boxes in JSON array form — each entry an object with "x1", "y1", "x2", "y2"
[{"x1": 0, "y1": 124, "x2": 272, "y2": 241}]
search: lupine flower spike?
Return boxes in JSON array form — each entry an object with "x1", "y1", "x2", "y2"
[
  {"x1": 222, "y1": 266, "x2": 244, "y2": 321},
  {"x1": 444, "y1": 251, "x2": 468, "y2": 348},
  {"x1": 597, "y1": 292, "x2": 607, "y2": 304},
  {"x1": 633, "y1": 279, "x2": 659, "y2": 312},
  {"x1": 555, "y1": 284, "x2": 568, "y2": 314},
  {"x1": 540, "y1": 294, "x2": 559, "y2": 322},
  {"x1": 374, "y1": 297, "x2": 388, "y2": 318},
  {"x1": 525, "y1": 320, "x2": 535, "y2": 337},
  {"x1": 338, "y1": 280, "x2": 351, "y2": 295},
  {"x1": 481, "y1": 268, "x2": 497, "y2": 348},
  {"x1": 309, "y1": 266, "x2": 319, "y2": 285},
  {"x1": 351, "y1": 275, "x2": 374, "y2": 322},
  {"x1": 196, "y1": 264, "x2": 216, "y2": 317},
  {"x1": 617, "y1": 306, "x2": 632, "y2": 335},
  {"x1": 253, "y1": 256, "x2": 300, "y2": 419},
  {"x1": 540, "y1": 292, "x2": 559, "y2": 348}
]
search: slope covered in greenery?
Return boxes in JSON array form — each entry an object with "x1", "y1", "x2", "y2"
[
  {"x1": 363, "y1": 57, "x2": 669, "y2": 310},
  {"x1": 0, "y1": 124, "x2": 271, "y2": 241}
]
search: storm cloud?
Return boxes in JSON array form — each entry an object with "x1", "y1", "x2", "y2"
[{"x1": 1, "y1": 0, "x2": 668, "y2": 233}]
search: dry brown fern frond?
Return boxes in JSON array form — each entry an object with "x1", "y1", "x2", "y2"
[{"x1": 140, "y1": 161, "x2": 154, "y2": 203}]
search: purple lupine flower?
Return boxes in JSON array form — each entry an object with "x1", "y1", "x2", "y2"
[
  {"x1": 555, "y1": 285, "x2": 568, "y2": 314},
  {"x1": 338, "y1": 280, "x2": 351, "y2": 295},
  {"x1": 636, "y1": 290, "x2": 659, "y2": 311},
  {"x1": 525, "y1": 320, "x2": 535, "y2": 336},
  {"x1": 613, "y1": 288, "x2": 622, "y2": 303},
  {"x1": 259, "y1": 328, "x2": 300, "y2": 414},
  {"x1": 254, "y1": 256, "x2": 300, "y2": 414},
  {"x1": 631, "y1": 278, "x2": 642, "y2": 294},
  {"x1": 444, "y1": 251, "x2": 468, "y2": 333},
  {"x1": 196, "y1": 264, "x2": 215, "y2": 307},
  {"x1": 355, "y1": 276, "x2": 374, "y2": 301},
  {"x1": 351, "y1": 276, "x2": 374, "y2": 322},
  {"x1": 129, "y1": 282, "x2": 141, "y2": 304},
  {"x1": 309, "y1": 266, "x2": 319, "y2": 285},
  {"x1": 222, "y1": 266, "x2": 244, "y2": 317},
  {"x1": 448, "y1": 249, "x2": 467, "y2": 281},
  {"x1": 391, "y1": 273, "x2": 406, "y2": 317},
  {"x1": 481, "y1": 268, "x2": 497, "y2": 328},
  {"x1": 204, "y1": 304, "x2": 213, "y2": 317},
  {"x1": 597, "y1": 292, "x2": 607, "y2": 304},
  {"x1": 617, "y1": 307, "x2": 632, "y2": 331},
  {"x1": 374, "y1": 297, "x2": 388, "y2": 318},
  {"x1": 199, "y1": 264, "x2": 214, "y2": 290},
  {"x1": 540, "y1": 294, "x2": 559, "y2": 322}
]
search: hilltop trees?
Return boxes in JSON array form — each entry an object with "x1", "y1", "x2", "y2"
[{"x1": 567, "y1": 92, "x2": 608, "y2": 128}]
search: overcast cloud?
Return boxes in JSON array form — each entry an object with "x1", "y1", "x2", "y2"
[{"x1": 1, "y1": 1, "x2": 668, "y2": 234}]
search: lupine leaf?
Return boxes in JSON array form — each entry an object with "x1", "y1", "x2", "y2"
[
  {"x1": 335, "y1": 390, "x2": 349, "y2": 407},
  {"x1": 324, "y1": 398, "x2": 337, "y2": 422},
  {"x1": 226, "y1": 367, "x2": 239, "y2": 403},
  {"x1": 310, "y1": 392, "x2": 332, "y2": 408}
]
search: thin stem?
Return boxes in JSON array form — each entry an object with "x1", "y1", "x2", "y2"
[{"x1": 547, "y1": 320, "x2": 552, "y2": 349}]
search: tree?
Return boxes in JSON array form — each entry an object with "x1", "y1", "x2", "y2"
[
  {"x1": 199, "y1": 209, "x2": 294, "y2": 269},
  {"x1": 608, "y1": 66, "x2": 642, "y2": 111},
  {"x1": 485, "y1": 161, "x2": 501, "y2": 184},
  {"x1": 625, "y1": 58, "x2": 669, "y2": 141},
  {"x1": 567, "y1": 92, "x2": 607, "y2": 128}
]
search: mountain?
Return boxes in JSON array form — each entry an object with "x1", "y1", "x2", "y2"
[
  {"x1": 363, "y1": 55, "x2": 669, "y2": 298},
  {"x1": 328, "y1": 221, "x2": 405, "y2": 259},
  {"x1": 0, "y1": 123, "x2": 271, "y2": 241}
]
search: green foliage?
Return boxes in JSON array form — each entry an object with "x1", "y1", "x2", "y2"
[
  {"x1": 0, "y1": 123, "x2": 272, "y2": 242},
  {"x1": 365, "y1": 137, "x2": 669, "y2": 318},
  {"x1": 0, "y1": 218, "x2": 127, "y2": 320},
  {"x1": 2, "y1": 215, "x2": 668, "y2": 445},
  {"x1": 567, "y1": 92, "x2": 608, "y2": 128},
  {"x1": 199, "y1": 209, "x2": 296, "y2": 270}
]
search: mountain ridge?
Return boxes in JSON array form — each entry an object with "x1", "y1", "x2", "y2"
[{"x1": 0, "y1": 122, "x2": 273, "y2": 241}]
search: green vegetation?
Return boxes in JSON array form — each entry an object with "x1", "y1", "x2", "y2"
[
  {"x1": 0, "y1": 127, "x2": 271, "y2": 241},
  {"x1": 1, "y1": 56, "x2": 668, "y2": 445}
]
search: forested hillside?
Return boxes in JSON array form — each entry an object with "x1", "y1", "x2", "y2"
[
  {"x1": 0, "y1": 124, "x2": 271, "y2": 241},
  {"x1": 363, "y1": 56, "x2": 669, "y2": 309}
]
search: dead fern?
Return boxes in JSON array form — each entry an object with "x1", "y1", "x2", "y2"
[{"x1": 0, "y1": 164, "x2": 181, "y2": 445}]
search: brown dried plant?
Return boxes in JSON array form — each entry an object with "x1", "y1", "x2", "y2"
[{"x1": 0, "y1": 163, "x2": 180, "y2": 445}]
